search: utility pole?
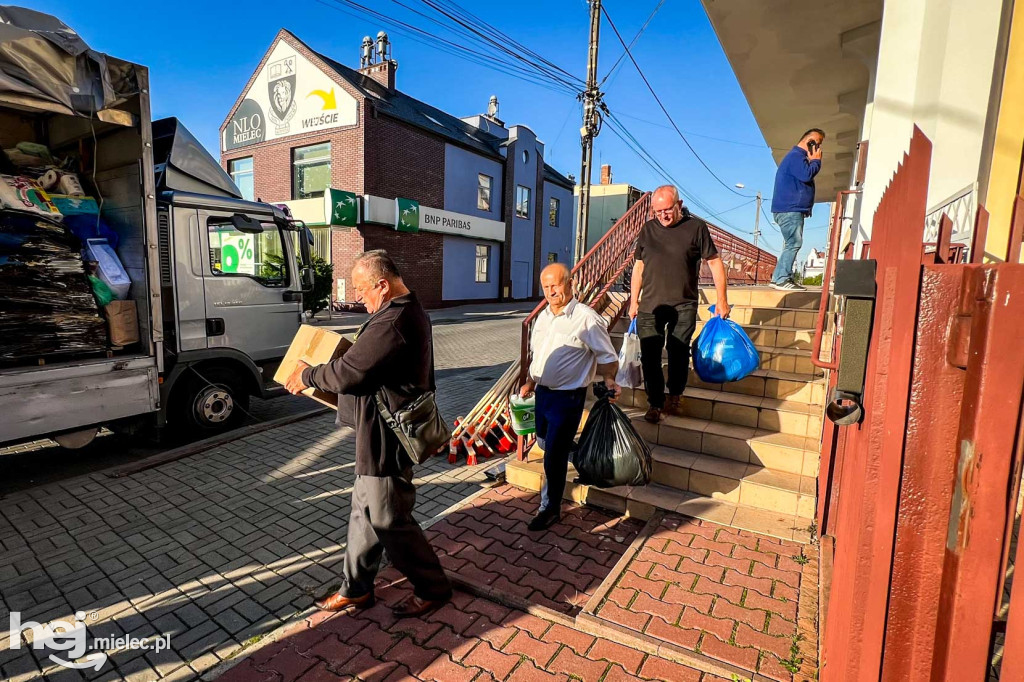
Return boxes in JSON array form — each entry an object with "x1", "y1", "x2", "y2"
[
  {"x1": 753, "y1": 190, "x2": 762, "y2": 249},
  {"x1": 574, "y1": 0, "x2": 603, "y2": 264}
]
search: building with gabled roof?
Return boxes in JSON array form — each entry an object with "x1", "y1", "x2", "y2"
[{"x1": 219, "y1": 29, "x2": 574, "y2": 307}]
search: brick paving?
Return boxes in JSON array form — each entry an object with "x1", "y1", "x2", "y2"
[
  {"x1": 214, "y1": 575, "x2": 728, "y2": 682},
  {"x1": 591, "y1": 514, "x2": 817, "y2": 681},
  {"x1": 0, "y1": 307, "x2": 528, "y2": 682},
  {"x1": 423, "y1": 485, "x2": 645, "y2": 616}
]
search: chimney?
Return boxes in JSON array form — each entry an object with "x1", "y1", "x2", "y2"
[
  {"x1": 600, "y1": 164, "x2": 612, "y2": 185},
  {"x1": 358, "y1": 31, "x2": 398, "y2": 90}
]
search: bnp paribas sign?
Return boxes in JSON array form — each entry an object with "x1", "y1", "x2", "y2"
[
  {"x1": 393, "y1": 197, "x2": 505, "y2": 242},
  {"x1": 324, "y1": 188, "x2": 358, "y2": 227}
]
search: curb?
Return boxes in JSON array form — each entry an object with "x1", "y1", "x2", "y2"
[{"x1": 108, "y1": 407, "x2": 330, "y2": 477}]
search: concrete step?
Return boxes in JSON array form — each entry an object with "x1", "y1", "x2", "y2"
[
  {"x1": 698, "y1": 286, "x2": 823, "y2": 310},
  {"x1": 504, "y1": 457, "x2": 813, "y2": 543},
  {"x1": 611, "y1": 320, "x2": 831, "y2": 353},
  {"x1": 650, "y1": 446, "x2": 815, "y2": 518},
  {"x1": 618, "y1": 386, "x2": 824, "y2": 439},
  {"x1": 625, "y1": 409, "x2": 819, "y2": 477}
]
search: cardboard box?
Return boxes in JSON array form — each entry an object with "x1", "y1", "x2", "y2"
[
  {"x1": 104, "y1": 300, "x2": 139, "y2": 346},
  {"x1": 274, "y1": 325, "x2": 353, "y2": 408}
]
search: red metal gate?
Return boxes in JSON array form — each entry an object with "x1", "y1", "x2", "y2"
[{"x1": 818, "y1": 127, "x2": 1024, "y2": 681}]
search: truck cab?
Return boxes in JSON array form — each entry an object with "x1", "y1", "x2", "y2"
[{"x1": 152, "y1": 117, "x2": 313, "y2": 433}]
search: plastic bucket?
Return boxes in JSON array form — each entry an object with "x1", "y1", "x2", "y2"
[{"x1": 508, "y1": 394, "x2": 537, "y2": 435}]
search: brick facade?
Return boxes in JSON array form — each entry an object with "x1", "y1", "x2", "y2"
[{"x1": 219, "y1": 29, "x2": 570, "y2": 310}]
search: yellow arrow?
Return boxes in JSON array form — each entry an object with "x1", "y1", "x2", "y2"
[{"x1": 307, "y1": 88, "x2": 337, "y2": 111}]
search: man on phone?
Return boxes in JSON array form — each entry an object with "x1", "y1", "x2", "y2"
[{"x1": 770, "y1": 128, "x2": 825, "y2": 290}]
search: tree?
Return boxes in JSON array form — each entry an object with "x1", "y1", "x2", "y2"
[
  {"x1": 305, "y1": 254, "x2": 334, "y2": 316},
  {"x1": 802, "y1": 273, "x2": 824, "y2": 287}
]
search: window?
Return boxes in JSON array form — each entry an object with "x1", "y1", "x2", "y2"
[
  {"x1": 292, "y1": 142, "x2": 331, "y2": 200},
  {"x1": 516, "y1": 185, "x2": 531, "y2": 219},
  {"x1": 549, "y1": 197, "x2": 560, "y2": 227},
  {"x1": 477, "y1": 174, "x2": 492, "y2": 212},
  {"x1": 208, "y1": 219, "x2": 289, "y2": 287},
  {"x1": 547, "y1": 252, "x2": 558, "y2": 263},
  {"x1": 475, "y1": 245, "x2": 490, "y2": 283},
  {"x1": 228, "y1": 157, "x2": 254, "y2": 201}
]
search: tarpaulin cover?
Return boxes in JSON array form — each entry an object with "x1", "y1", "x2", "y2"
[
  {"x1": 0, "y1": 210, "x2": 106, "y2": 361},
  {"x1": 0, "y1": 5, "x2": 139, "y2": 115},
  {"x1": 573, "y1": 383, "x2": 653, "y2": 488}
]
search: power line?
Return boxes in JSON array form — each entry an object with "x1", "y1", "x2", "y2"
[
  {"x1": 601, "y1": 5, "x2": 751, "y2": 198},
  {"x1": 423, "y1": 0, "x2": 584, "y2": 87},
  {"x1": 604, "y1": 111, "x2": 743, "y2": 227},
  {"x1": 600, "y1": 0, "x2": 666, "y2": 86},
  {"x1": 611, "y1": 111, "x2": 785, "y2": 151},
  {"x1": 318, "y1": 0, "x2": 580, "y2": 97}
]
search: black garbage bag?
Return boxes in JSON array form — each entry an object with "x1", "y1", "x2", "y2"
[{"x1": 573, "y1": 383, "x2": 652, "y2": 488}]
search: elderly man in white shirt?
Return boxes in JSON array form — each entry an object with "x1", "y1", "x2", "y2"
[{"x1": 519, "y1": 263, "x2": 620, "y2": 531}]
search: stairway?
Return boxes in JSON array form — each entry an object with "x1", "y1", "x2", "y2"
[{"x1": 506, "y1": 285, "x2": 826, "y2": 543}]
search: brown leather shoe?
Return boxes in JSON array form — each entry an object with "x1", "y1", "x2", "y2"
[
  {"x1": 665, "y1": 395, "x2": 681, "y2": 414},
  {"x1": 392, "y1": 594, "x2": 449, "y2": 619},
  {"x1": 315, "y1": 591, "x2": 374, "y2": 612},
  {"x1": 644, "y1": 406, "x2": 662, "y2": 423}
]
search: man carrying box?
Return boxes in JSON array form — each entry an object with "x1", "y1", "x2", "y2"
[{"x1": 284, "y1": 250, "x2": 451, "y2": 618}]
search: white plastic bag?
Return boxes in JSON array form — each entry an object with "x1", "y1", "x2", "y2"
[
  {"x1": 85, "y1": 238, "x2": 131, "y2": 300},
  {"x1": 615, "y1": 318, "x2": 643, "y2": 389}
]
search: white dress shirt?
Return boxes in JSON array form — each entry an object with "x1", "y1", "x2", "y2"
[{"x1": 528, "y1": 298, "x2": 618, "y2": 390}]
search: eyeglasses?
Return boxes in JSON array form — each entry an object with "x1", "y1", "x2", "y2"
[{"x1": 652, "y1": 208, "x2": 676, "y2": 216}]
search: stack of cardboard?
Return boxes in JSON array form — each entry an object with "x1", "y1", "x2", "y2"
[{"x1": 0, "y1": 211, "x2": 106, "y2": 362}]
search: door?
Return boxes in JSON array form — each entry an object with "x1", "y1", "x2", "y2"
[
  {"x1": 200, "y1": 211, "x2": 301, "y2": 361},
  {"x1": 512, "y1": 260, "x2": 530, "y2": 299}
]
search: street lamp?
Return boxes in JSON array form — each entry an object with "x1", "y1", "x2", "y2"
[{"x1": 735, "y1": 183, "x2": 762, "y2": 249}]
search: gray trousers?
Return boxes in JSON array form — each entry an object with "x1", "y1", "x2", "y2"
[{"x1": 342, "y1": 472, "x2": 452, "y2": 602}]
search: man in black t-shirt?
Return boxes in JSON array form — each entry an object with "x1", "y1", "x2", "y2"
[{"x1": 628, "y1": 185, "x2": 732, "y2": 423}]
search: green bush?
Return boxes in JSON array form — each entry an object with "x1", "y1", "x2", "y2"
[
  {"x1": 802, "y1": 274, "x2": 824, "y2": 287},
  {"x1": 306, "y1": 254, "x2": 334, "y2": 316}
]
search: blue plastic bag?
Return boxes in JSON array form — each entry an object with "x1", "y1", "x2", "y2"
[{"x1": 692, "y1": 305, "x2": 760, "y2": 383}]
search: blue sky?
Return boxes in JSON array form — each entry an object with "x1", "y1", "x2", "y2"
[{"x1": 24, "y1": 0, "x2": 831, "y2": 256}]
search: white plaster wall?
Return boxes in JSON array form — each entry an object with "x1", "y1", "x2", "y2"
[{"x1": 856, "y1": 0, "x2": 1002, "y2": 245}]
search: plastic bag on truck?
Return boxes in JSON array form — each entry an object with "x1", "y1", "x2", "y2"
[
  {"x1": 691, "y1": 305, "x2": 760, "y2": 383},
  {"x1": 84, "y1": 238, "x2": 130, "y2": 299},
  {"x1": 615, "y1": 317, "x2": 643, "y2": 389},
  {"x1": 573, "y1": 383, "x2": 652, "y2": 488}
]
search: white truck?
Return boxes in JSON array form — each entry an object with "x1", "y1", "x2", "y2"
[{"x1": 0, "y1": 8, "x2": 313, "y2": 448}]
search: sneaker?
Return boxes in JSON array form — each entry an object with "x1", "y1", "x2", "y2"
[
  {"x1": 665, "y1": 395, "x2": 682, "y2": 414},
  {"x1": 788, "y1": 278, "x2": 807, "y2": 290},
  {"x1": 644, "y1": 406, "x2": 662, "y2": 423},
  {"x1": 770, "y1": 280, "x2": 801, "y2": 291}
]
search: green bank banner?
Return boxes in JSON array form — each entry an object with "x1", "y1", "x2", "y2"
[
  {"x1": 324, "y1": 188, "x2": 358, "y2": 227},
  {"x1": 396, "y1": 197, "x2": 420, "y2": 233}
]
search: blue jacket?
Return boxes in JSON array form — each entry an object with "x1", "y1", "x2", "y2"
[{"x1": 771, "y1": 146, "x2": 820, "y2": 216}]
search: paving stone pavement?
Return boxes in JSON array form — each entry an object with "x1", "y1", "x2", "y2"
[
  {"x1": 0, "y1": 356, "x2": 518, "y2": 681},
  {"x1": 592, "y1": 514, "x2": 818, "y2": 681},
  {"x1": 211, "y1": 486, "x2": 727, "y2": 682},
  {"x1": 424, "y1": 486, "x2": 646, "y2": 616}
]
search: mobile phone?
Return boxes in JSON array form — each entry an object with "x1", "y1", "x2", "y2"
[{"x1": 808, "y1": 140, "x2": 819, "y2": 154}]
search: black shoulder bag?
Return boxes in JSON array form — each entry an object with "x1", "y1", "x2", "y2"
[{"x1": 373, "y1": 390, "x2": 451, "y2": 465}]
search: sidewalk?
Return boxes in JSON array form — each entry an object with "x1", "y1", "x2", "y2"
[{"x1": 215, "y1": 485, "x2": 819, "y2": 682}]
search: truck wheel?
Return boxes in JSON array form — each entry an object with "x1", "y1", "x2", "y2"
[{"x1": 174, "y1": 368, "x2": 249, "y2": 433}]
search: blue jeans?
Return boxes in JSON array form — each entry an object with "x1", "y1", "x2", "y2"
[
  {"x1": 535, "y1": 385, "x2": 587, "y2": 514},
  {"x1": 772, "y1": 212, "x2": 805, "y2": 284}
]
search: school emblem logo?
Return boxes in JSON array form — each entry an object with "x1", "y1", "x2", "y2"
[{"x1": 267, "y1": 56, "x2": 297, "y2": 134}]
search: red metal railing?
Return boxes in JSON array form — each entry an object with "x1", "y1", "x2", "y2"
[
  {"x1": 518, "y1": 192, "x2": 653, "y2": 386},
  {"x1": 699, "y1": 224, "x2": 777, "y2": 285}
]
